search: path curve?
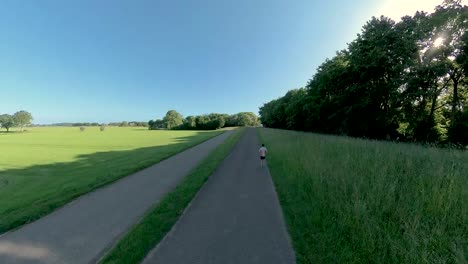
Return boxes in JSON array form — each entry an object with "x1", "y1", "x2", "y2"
[{"x1": 0, "y1": 131, "x2": 232, "y2": 264}]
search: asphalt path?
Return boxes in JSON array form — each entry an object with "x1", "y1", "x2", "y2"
[{"x1": 143, "y1": 128, "x2": 296, "y2": 264}]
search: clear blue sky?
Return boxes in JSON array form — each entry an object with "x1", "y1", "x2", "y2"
[{"x1": 1, "y1": 0, "x2": 426, "y2": 124}]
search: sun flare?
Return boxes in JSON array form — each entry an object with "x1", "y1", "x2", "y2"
[{"x1": 434, "y1": 37, "x2": 444, "y2": 47}]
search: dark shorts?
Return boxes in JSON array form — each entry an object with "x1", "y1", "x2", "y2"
[{"x1": 260, "y1": 156, "x2": 266, "y2": 160}]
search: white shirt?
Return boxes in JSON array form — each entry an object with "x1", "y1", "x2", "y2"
[{"x1": 259, "y1": 147, "x2": 267, "y2": 157}]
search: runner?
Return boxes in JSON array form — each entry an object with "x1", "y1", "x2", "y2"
[{"x1": 259, "y1": 144, "x2": 268, "y2": 167}]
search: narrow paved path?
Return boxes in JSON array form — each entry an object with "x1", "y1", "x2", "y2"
[
  {"x1": 0, "y1": 132, "x2": 232, "y2": 264},
  {"x1": 143, "y1": 128, "x2": 296, "y2": 264}
]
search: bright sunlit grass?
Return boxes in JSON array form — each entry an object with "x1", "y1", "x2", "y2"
[{"x1": 0, "y1": 127, "x2": 222, "y2": 234}]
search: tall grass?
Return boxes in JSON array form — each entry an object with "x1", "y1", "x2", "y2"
[{"x1": 258, "y1": 128, "x2": 468, "y2": 263}]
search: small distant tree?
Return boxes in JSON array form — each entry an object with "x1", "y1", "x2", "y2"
[
  {"x1": 80, "y1": 126, "x2": 86, "y2": 132},
  {"x1": 119, "y1": 121, "x2": 128, "y2": 127},
  {"x1": 13, "y1": 110, "x2": 33, "y2": 131},
  {"x1": 0, "y1": 114, "x2": 15, "y2": 132},
  {"x1": 100, "y1": 125, "x2": 106, "y2": 131}
]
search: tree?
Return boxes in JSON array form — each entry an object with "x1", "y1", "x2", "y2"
[
  {"x1": 206, "y1": 115, "x2": 225, "y2": 130},
  {"x1": 0, "y1": 114, "x2": 15, "y2": 132},
  {"x1": 13, "y1": 110, "x2": 33, "y2": 131},
  {"x1": 397, "y1": 12, "x2": 448, "y2": 142},
  {"x1": 284, "y1": 89, "x2": 308, "y2": 130},
  {"x1": 258, "y1": 1, "x2": 468, "y2": 147},
  {"x1": 148, "y1": 119, "x2": 165, "y2": 130},
  {"x1": 432, "y1": 1, "x2": 467, "y2": 120},
  {"x1": 458, "y1": 32, "x2": 468, "y2": 73},
  {"x1": 228, "y1": 112, "x2": 260, "y2": 127},
  {"x1": 163, "y1": 110, "x2": 183, "y2": 129},
  {"x1": 183, "y1": 116, "x2": 197, "y2": 129}
]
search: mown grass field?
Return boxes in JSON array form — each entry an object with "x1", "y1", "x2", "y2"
[
  {"x1": 0, "y1": 127, "x2": 222, "y2": 234},
  {"x1": 258, "y1": 128, "x2": 468, "y2": 263}
]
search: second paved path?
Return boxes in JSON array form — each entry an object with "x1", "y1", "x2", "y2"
[
  {"x1": 143, "y1": 128, "x2": 296, "y2": 264},
  {"x1": 0, "y1": 131, "x2": 232, "y2": 264}
]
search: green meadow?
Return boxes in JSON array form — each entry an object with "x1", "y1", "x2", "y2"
[
  {"x1": 258, "y1": 128, "x2": 468, "y2": 263},
  {"x1": 0, "y1": 127, "x2": 222, "y2": 234}
]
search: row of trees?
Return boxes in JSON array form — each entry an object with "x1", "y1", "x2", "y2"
[
  {"x1": 47, "y1": 121, "x2": 148, "y2": 127},
  {"x1": 107, "y1": 121, "x2": 148, "y2": 127},
  {"x1": 71, "y1": 122, "x2": 101, "y2": 127},
  {"x1": 0, "y1": 111, "x2": 33, "y2": 132},
  {"x1": 149, "y1": 110, "x2": 260, "y2": 130},
  {"x1": 260, "y1": 1, "x2": 468, "y2": 146}
]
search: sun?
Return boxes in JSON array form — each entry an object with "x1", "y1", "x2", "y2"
[{"x1": 434, "y1": 37, "x2": 444, "y2": 47}]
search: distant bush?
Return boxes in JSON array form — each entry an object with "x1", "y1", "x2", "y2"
[
  {"x1": 80, "y1": 126, "x2": 86, "y2": 132},
  {"x1": 100, "y1": 125, "x2": 106, "y2": 132}
]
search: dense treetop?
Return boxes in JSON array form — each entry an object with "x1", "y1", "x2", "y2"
[
  {"x1": 0, "y1": 111, "x2": 33, "y2": 132},
  {"x1": 260, "y1": 0, "x2": 468, "y2": 146},
  {"x1": 149, "y1": 111, "x2": 260, "y2": 130}
]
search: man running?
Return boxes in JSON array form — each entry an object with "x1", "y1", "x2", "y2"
[{"x1": 259, "y1": 144, "x2": 268, "y2": 167}]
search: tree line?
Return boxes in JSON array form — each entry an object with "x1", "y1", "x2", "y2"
[
  {"x1": 0, "y1": 111, "x2": 33, "y2": 132},
  {"x1": 259, "y1": 1, "x2": 468, "y2": 147},
  {"x1": 41, "y1": 121, "x2": 149, "y2": 127},
  {"x1": 149, "y1": 110, "x2": 260, "y2": 130},
  {"x1": 107, "y1": 121, "x2": 148, "y2": 127}
]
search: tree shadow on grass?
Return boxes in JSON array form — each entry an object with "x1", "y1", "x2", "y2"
[
  {"x1": 0, "y1": 130, "x2": 223, "y2": 235},
  {"x1": 0, "y1": 131, "x2": 26, "y2": 135}
]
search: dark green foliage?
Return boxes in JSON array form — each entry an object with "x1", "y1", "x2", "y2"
[
  {"x1": 163, "y1": 110, "x2": 184, "y2": 130},
  {"x1": 259, "y1": 2, "x2": 468, "y2": 146},
  {"x1": 107, "y1": 122, "x2": 147, "y2": 127},
  {"x1": 148, "y1": 119, "x2": 165, "y2": 130},
  {"x1": 194, "y1": 114, "x2": 226, "y2": 130},
  {"x1": 447, "y1": 107, "x2": 468, "y2": 146},
  {"x1": 13, "y1": 110, "x2": 33, "y2": 131},
  {"x1": 0, "y1": 110, "x2": 33, "y2": 132},
  {"x1": 226, "y1": 112, "x2": 260, "y2": 127},
  {"x1": 0, "y1": 114, "x2": 15, "y2": 132},
  {"x1": 72, "y1": 122, "x2": 100, "y2": 127},
  {"x1": 149, "y1": 111, "x2": 259, "y2": 130},
  {"x1": 459, "y1": 32, "x2": 468, "y2": 73},
  {"x1": 183, "y1": 116, "x2": 197, "y2": 129}
]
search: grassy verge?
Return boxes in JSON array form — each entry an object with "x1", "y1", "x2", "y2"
[
  {"x1": 100, "y1": 128, "x2": 245, "y2": 264},
  {"x1": 258, "y1": 128, "x2": 468, "y2": 263},
  {"x1": 0, "y1": 127, "x2": 222, "y2": 234}
]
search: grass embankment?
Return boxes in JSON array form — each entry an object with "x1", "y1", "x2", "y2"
[
  {"x1": 0, "y1": 127, "x2": 222, "y2": 233},
  {"x1": 258, "y1": 128, "x2": 468, "y2": 263},
  {"x1": 100, "y1": 128, "x2": 244, "y2": 264}
]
